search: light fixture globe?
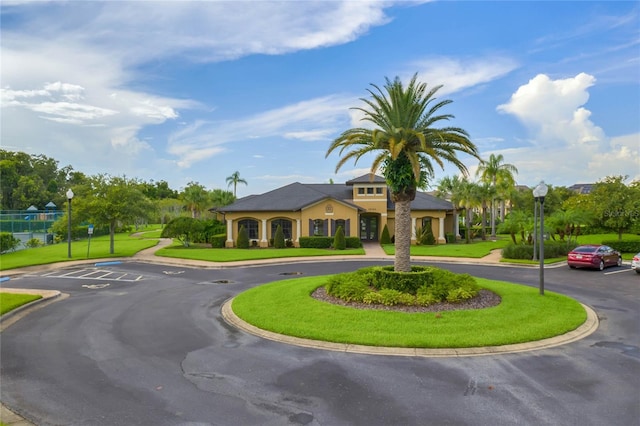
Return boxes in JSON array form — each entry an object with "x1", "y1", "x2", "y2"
[
  {"x1": 533, "y1": 181, "x2": 548, "y2": 198},
  {"x1": 66, "y1": 189, "x2": 74, "y2": 200}
]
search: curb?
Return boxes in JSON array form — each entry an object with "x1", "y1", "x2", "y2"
[
  {"x1": 221, "y1": 298, "x2": 599, "y2": 358},
  {"x1": 0, "y1": 288, "x2": 68, "y2": 332}
]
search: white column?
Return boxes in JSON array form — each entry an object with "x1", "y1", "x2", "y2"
[
  {"x1": 438, "y1": 216, "x2": 446, "y2": 244},
  {"x1": 226, "y1": 220, "x2": 233, "y2": 243},
  {"x1": 454, "y1": 212, "x2": 460, "y2": 239},
  {"x1": 411, "y1": 217, "x2": 417, "y2": 242},
  {"x1": 261, "y1": 219, "x2": 268, "y2": 243},
  {"x1": 296, "y1": 219, "x2": 301, "y2": 243}
]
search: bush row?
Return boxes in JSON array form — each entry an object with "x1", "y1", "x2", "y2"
[
  {"x1": 299, "y1": 236, "x2": 362, "y2": 249},
  {"x1": 324, "y1": 266, "x2": 479, "y2": 306},
  {"x1": 502, "y1": 241, "x2": 578, "y2": 260},
  {"x1": 601, "y1": 240, "x2": 640, "y2": 253}
]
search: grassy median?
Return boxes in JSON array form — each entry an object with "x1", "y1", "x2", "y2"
[{"x1": 232, "y1": 276, "x2": 587, "y2": 348}]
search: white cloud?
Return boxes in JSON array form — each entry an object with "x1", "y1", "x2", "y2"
[
  {"x1": 486, "y1": 73, "x2": 639, "y2": 186},
  {"x1": 411, "y1": 57, "x2": 519, "y2": 95}
]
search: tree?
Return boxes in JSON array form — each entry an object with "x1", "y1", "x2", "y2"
[
  {"x1": 457, "y1": 179, "x2": 482, "y2": 243},
  {"x1": 181, "y1": 181, "x2": 209, "y2": 218},
  {"x1": 237, "y1": 225, "x2": 250, "y2": 249},
  {"x1": 498, "y1": 210, "x2": 531, "y2": 244},
  {"x1": 226, "y1": 171, "x2": 247, "y2": 197},
  {"x1": 476, "y1": 154, "x2": 518, "y2": 238},
  {"x1": 333, "y1": 225, "x2": 346, "y2": 250},
  {"x1": 436, "y1": 175, "x2": 466, "y2": 239},
  {"x1": 590, "y1": 175, "x2": 640, "y2": 240},
  {"x1": 160, "y1": 217, "x2": 204, "y2": 247},
  {"x1": 380, "y1": 224, "x2": 392, "y2": 244},
  {"x1": 74, "y1": 175, "x2": 156, "y2": 254},
  {"x1": 273, "y1": 224, "x2": 285, "y2": 249},
  {"x1": 326, "y1": 74, "x2": 479, "y2": 271}
]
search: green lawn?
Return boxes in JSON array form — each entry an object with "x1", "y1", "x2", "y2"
[
  {"x1": 0, "y1": 292, "x2": 42, "y2": 315},
  {"x1": 383, "y1": 237, "x2": 511, "y2": 258},
  {"x1": 232, "y1": 276, "x2": 587, "y2": 348},
  {"x1": 156, "y1": 243, "x2": 366, "y2": 262},
  {"x1": 0, "y1": 233, "x2": 159, "y2": 271}
]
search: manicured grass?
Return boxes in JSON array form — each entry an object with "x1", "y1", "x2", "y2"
[
  {"x1": 0, "y1": 233, "x2": 159, "y2": 271},
  {"x1": 573, "y1": 233, "x2": 640, "y2": 245},
  {"x1": 0, "y1": 293, "x2": 42, "y2": 315},
  {"x1": 156, "y1": 244, "x2": 366, "y2": 262},
  {"x1": 232, "y1": 276, "x2": 587, "y2": 348},
  {"x1": 382, "y1": 237, "x2": 510, "y2": 258}
]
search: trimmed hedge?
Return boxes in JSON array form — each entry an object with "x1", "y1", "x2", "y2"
[
  {"x1": 602, "y1": 240, "x2": 640, "y2": 253},
  {"x1": 324, "y1": 266, "x2": 480, "y2": 306},
  {"x1": 502, "y1": 241, "x2": 578, "y2": 260},
  {"x1": 299, "y1": 236, "x2": 362, "y2": 249},
  {"x1": 210, "y1": 233, "x2": 226, "y2": 248}
]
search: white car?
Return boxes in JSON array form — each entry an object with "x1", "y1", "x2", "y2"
[{"x1": 632, "y1": 252, "x2": 640, "y2": 274}]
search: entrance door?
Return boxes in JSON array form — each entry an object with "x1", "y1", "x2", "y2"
[{"x1": 360, "y1": 215, "x2": 378, "y2": 241}]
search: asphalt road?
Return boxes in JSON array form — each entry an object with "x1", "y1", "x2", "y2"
[{"x1": 1, "y1": 260, "x2": 638, "y2": 426}]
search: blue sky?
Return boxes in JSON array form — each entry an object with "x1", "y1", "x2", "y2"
[{"x1": 2, "y1": 1, "x2": 639, "y2": 198}]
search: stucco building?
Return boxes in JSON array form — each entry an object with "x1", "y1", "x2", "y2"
[{"x1": 215, "y1": 174, "x2": 455, "y2": 248}]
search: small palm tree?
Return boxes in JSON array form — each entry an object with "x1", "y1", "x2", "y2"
[
  {"x1": 476, "y1": 154, "x2": 518, "y2": 238},
  {"x1": 226, "y1": 171, "x2": 247, "y2": 197},
  {"x1": 327, "y1": 74, "x2": 480, "y2": 271},
  {"x1": 436, "y1": 175, "x2": 466, "y2": 239}
]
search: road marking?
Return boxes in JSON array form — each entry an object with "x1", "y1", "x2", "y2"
[
  {"x1": 163, "y1": 270, "x2": 185, "y2": 275},
  {"x1": 41, "y1": 268, "x2": 144, "y2": 282},
  {"x1": 82, "y1": 283, "x2": 111, "y2": 289},
  {"x1": 604, "y1": 269, "x2": 634, "y2": 275}
]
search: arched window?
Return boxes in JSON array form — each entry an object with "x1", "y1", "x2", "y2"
[
  {"x1": 238, "y1": 219, "x2": 258, "y2": 240},
  {"x1": 271, "y1": 219, "x2": 292, "y2": 239}
]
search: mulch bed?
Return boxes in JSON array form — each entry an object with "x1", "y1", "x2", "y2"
[{"x1": 310, "y1": 287, "x2": 501, "y2": 313}]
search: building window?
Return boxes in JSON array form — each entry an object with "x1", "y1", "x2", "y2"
[
  {"x1": 238, "y1": 219, "x2": 258, "y2": 240},
  {"x1": 358, "y1": 188, "x2": 365, "y2": 195},
  {"x1": 376, "y1": 187, "x2": 383, "y2": 195},
  {"x1": 313, "y1": 219, "x2": 324, "y2": 236},
  {"x1": 367, "y1": 187, "x2": 374, "y2": 195},
  {"x1": 271, "y1": 219, "x2": 292, "y2": 239}
]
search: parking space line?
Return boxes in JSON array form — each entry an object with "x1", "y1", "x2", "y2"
[{"x1": 604, "y1": 269, "x2": 633, "y2": 275}]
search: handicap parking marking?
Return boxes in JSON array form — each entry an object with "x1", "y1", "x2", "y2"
[
  {"x1": 40, "y1": 268, "x2": 145, "y2": 282},
  {"x1": 82, "y1": 283, "x2": 111, "y2": 289}
]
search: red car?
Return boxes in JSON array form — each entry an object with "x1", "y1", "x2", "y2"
[{"x1": 567, "y1": 245, "x2": 622, "y2": 271}]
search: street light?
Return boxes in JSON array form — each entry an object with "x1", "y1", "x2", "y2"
[
  {"x1": 533, "y1": 181, "x2": 548, "y2": 295},
  {"x1": 66, "y1": 189, "x2": 74, "y2": 258}
]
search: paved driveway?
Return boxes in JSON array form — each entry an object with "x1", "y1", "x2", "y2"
[{"x1": 1, "y1": 260, "x2": 638, "y2": 425}]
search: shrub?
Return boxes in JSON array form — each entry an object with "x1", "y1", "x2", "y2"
[
  {"x1": 446, "y1": 287, "x2": 476, "y2": 303},
  {"x1": 236, "y1": 225, "x2": 250, "y2": 249},
  {"x1": 25, "y1": 238, "x2": 41, "y2": 248},
  {"x1": 161, "y1": 217, "x2": 205, "y2": 247},
  {"x1": 273, "y1": 224, "x2": 285, "y2": 249},
  {"x1": 333, "y1": 226, "x2": 346, "y2": 250},
  {"x1": 602, "y1": 240, "x2": 640, "y2": 253},
  {"x1": 210, "y1": 233, "x2": 226, "y2": 248},
  {"x1": 377, "y1": 289, "x2": 415, "y2": 306},
  {"x1": 299, "y1": 236, "x2": 333, "y2": 248},
  {"x1": 416, "y1": 292, "x2": 438, "y2": 306},
  {"x1": 502, "y1": 241, "x2": 578, "y2": 259},
  {"x1": 372, "y1": 265, "x2": 432, "y2": 295},
  {"x1": 345, "y1": 237, "x2": 362, "y2": 248},
  {"x1": 380, "y1": 225, "x2": 392, "y2": 244},
  {"x1": 325, "y1": 273, "x2": 370, "y2": 302},
  {"x1": 0, "y1": 232, "x2": 21, "y2": 253}
]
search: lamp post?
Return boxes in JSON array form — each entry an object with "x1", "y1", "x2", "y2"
[
  {"x1": 66, "y1": 189, "x2": 74, "y2": 258},
  {"x1": 533, "y1": 181, "x2": 548, "y2": 295}
]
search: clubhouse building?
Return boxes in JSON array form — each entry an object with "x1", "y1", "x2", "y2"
[{"x1": 215, "y1": 174, "x2": 456, "y2": 248}]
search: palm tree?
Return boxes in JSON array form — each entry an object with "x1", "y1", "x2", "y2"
[
  {"x1": 436, "y1": 175, "x2": 466, "y2": 239},
  {"x1": 457, "y1": 179, "x2": 482, "y2": 244},
  {"x1": 326, "y1": 74, "x2": 480, "y2": 271},
  {"x1": 226, "y1": 171, "x2": 247, "y2": 197},
  {"x1": 476, "y1": 154, "x2": 518, "y2": 239},
  {"x1": 181, "y1": 181, "x2": 209, "y2": 218}
]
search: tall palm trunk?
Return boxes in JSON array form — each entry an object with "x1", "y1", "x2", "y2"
[{"x1": 394, "y1": 198, "x2": 412, "y2": 272}]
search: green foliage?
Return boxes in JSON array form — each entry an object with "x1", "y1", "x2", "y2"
[
  {"x1": 25, "y1": 238, "x2": 42, "y2": 248},
  {"x1": 161, "y1": 217, "x2": 205, "y2": 247},
  {"x1": 376, "y1": 288, "x2": 415, "y2": 306},
  {"x1": 273, "y1": 224, "x2": 285, "y2": 249},
  {"x1": 591, "y1": 176, "x2": 640, "y2": 239},
  {"x1": 236, "y1": 225, "x2": 250, "y2": 249},
  {"x1": 333, "y1": 226, "x2": 346, "y2": 250},
  {"x1": 502, "y1": 241, "x2": 578, "y2": 259},
  {"x1": 372, "y1": 265, "x2": 432, "y2": 294},
  {"x1": 209, "y1": 233, "x2": 227, "y2": 248},
  {"x1": 299, "y1": 236, "x2": 333, "y2": 248},
  {"x1": 415, "y1": 224, "x2": 436, "y2": 245},
  {"x1": 380, "y1": 224, "x2": 391, "y2": 244},
  {"x1": 0, "y1": 232, "x2": 21, "y2": 253},
  {"x1": 601, "y1": 240, "x2": 640, "y2": 253},
  {"x1": 325, "y1": 273, "x2": 370, "y2": 302},
  {"x1": 446, "y1": 287, "x2": 476, "y2": 303}
]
